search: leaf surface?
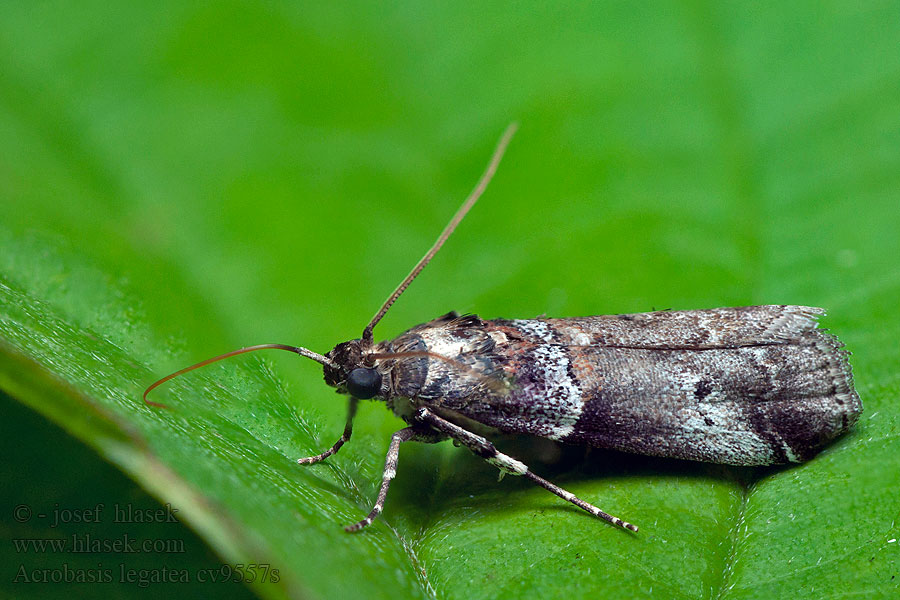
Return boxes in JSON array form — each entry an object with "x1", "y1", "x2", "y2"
[{"x1": 1, "y1": 2, "x2": 898, "y2": 599}]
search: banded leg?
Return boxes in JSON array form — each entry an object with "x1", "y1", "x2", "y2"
[
  {"x1": 413, "y1": 407, "x2": 638, "y2": 532},
  {"x1": 297, "y1": 398, "x2": 358, "y2": 465},
  {"x1": 345, "y1": 426, "x2": 422, "y2": 532}
]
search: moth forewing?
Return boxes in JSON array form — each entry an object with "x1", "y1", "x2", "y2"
[
  {"x1": 145, "y1": 124, "x2": 861, "y2": 534},
  {"x1": 388, "y1": 308, "x2": 860, "y2": 467}
]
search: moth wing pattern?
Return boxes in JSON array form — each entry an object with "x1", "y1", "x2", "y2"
[
  {"x1": 385, "y1": 305, "x2": 861, "y2": 466},
  {"x1": 496, "y1": 305, "x2": 838, "y2": 348}
]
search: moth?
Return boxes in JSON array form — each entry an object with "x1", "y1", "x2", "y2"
[{"x1": 145, "y1": 124, "x2": 862, "y2": 533}]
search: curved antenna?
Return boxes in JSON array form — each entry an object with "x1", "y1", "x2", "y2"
[
  {"x1": 144, "y1": 344, "x2": 335, "y2": 408},
  {"x1": 362, "y1": 122, "x2": 519, "y2": 345}
]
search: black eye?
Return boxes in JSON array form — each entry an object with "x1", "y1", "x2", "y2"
[{"x1": 345, "y1": 367, "x2": 382, "y2": 399}]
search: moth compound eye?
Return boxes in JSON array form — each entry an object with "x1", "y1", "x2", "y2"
[{"x1": 346, "y1": 367, "x2": 382, "y2": 399}]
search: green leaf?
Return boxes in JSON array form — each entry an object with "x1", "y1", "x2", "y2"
[{"x1": 2, "y1": 2, "x2": 898, "y2": 599}]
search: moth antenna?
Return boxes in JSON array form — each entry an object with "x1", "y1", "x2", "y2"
[
  {"x1": 144, "y1": 344, "x2": 335, "y2": 408},
  {"x1": 362, "y1": 122, "x2": 519, "y2": 345},
  {"x1": 369, "y1": 350, "x2": 509, "y2": 395}
]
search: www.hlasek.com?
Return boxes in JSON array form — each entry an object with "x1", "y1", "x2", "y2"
[{"x1": 14, "y1": 532, "x2": 183, "y2": 554}]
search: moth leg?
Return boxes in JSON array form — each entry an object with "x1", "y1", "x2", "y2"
[
  {"x1": 345, "y1": 426, "x2": 435, "y2": 532},
  {"x1": 414, "y1": 407, "x2": 638, "y2": 532},
  {"x1": 298, "y1": 398, "x2": 358, "y2": 465}
]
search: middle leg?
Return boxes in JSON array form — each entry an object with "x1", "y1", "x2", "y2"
[{"x1": 344, "y1": 425, "x2": 441, "y2": 532}]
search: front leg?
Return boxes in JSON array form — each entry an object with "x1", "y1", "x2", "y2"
[
  {"x1": 414, "y1": 407, "x2": 638, "y2": 532},
  {"x1": 297, "y1": 398, "x2": 358, "y2": 465}
]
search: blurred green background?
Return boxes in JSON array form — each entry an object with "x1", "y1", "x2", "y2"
[{"x1": 1, "y1": 2, "x2": 898, "y2": 599}]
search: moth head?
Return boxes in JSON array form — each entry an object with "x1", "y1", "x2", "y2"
[{"x1": 323, "y1": 339, "x2": 384, "y2": 400}]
